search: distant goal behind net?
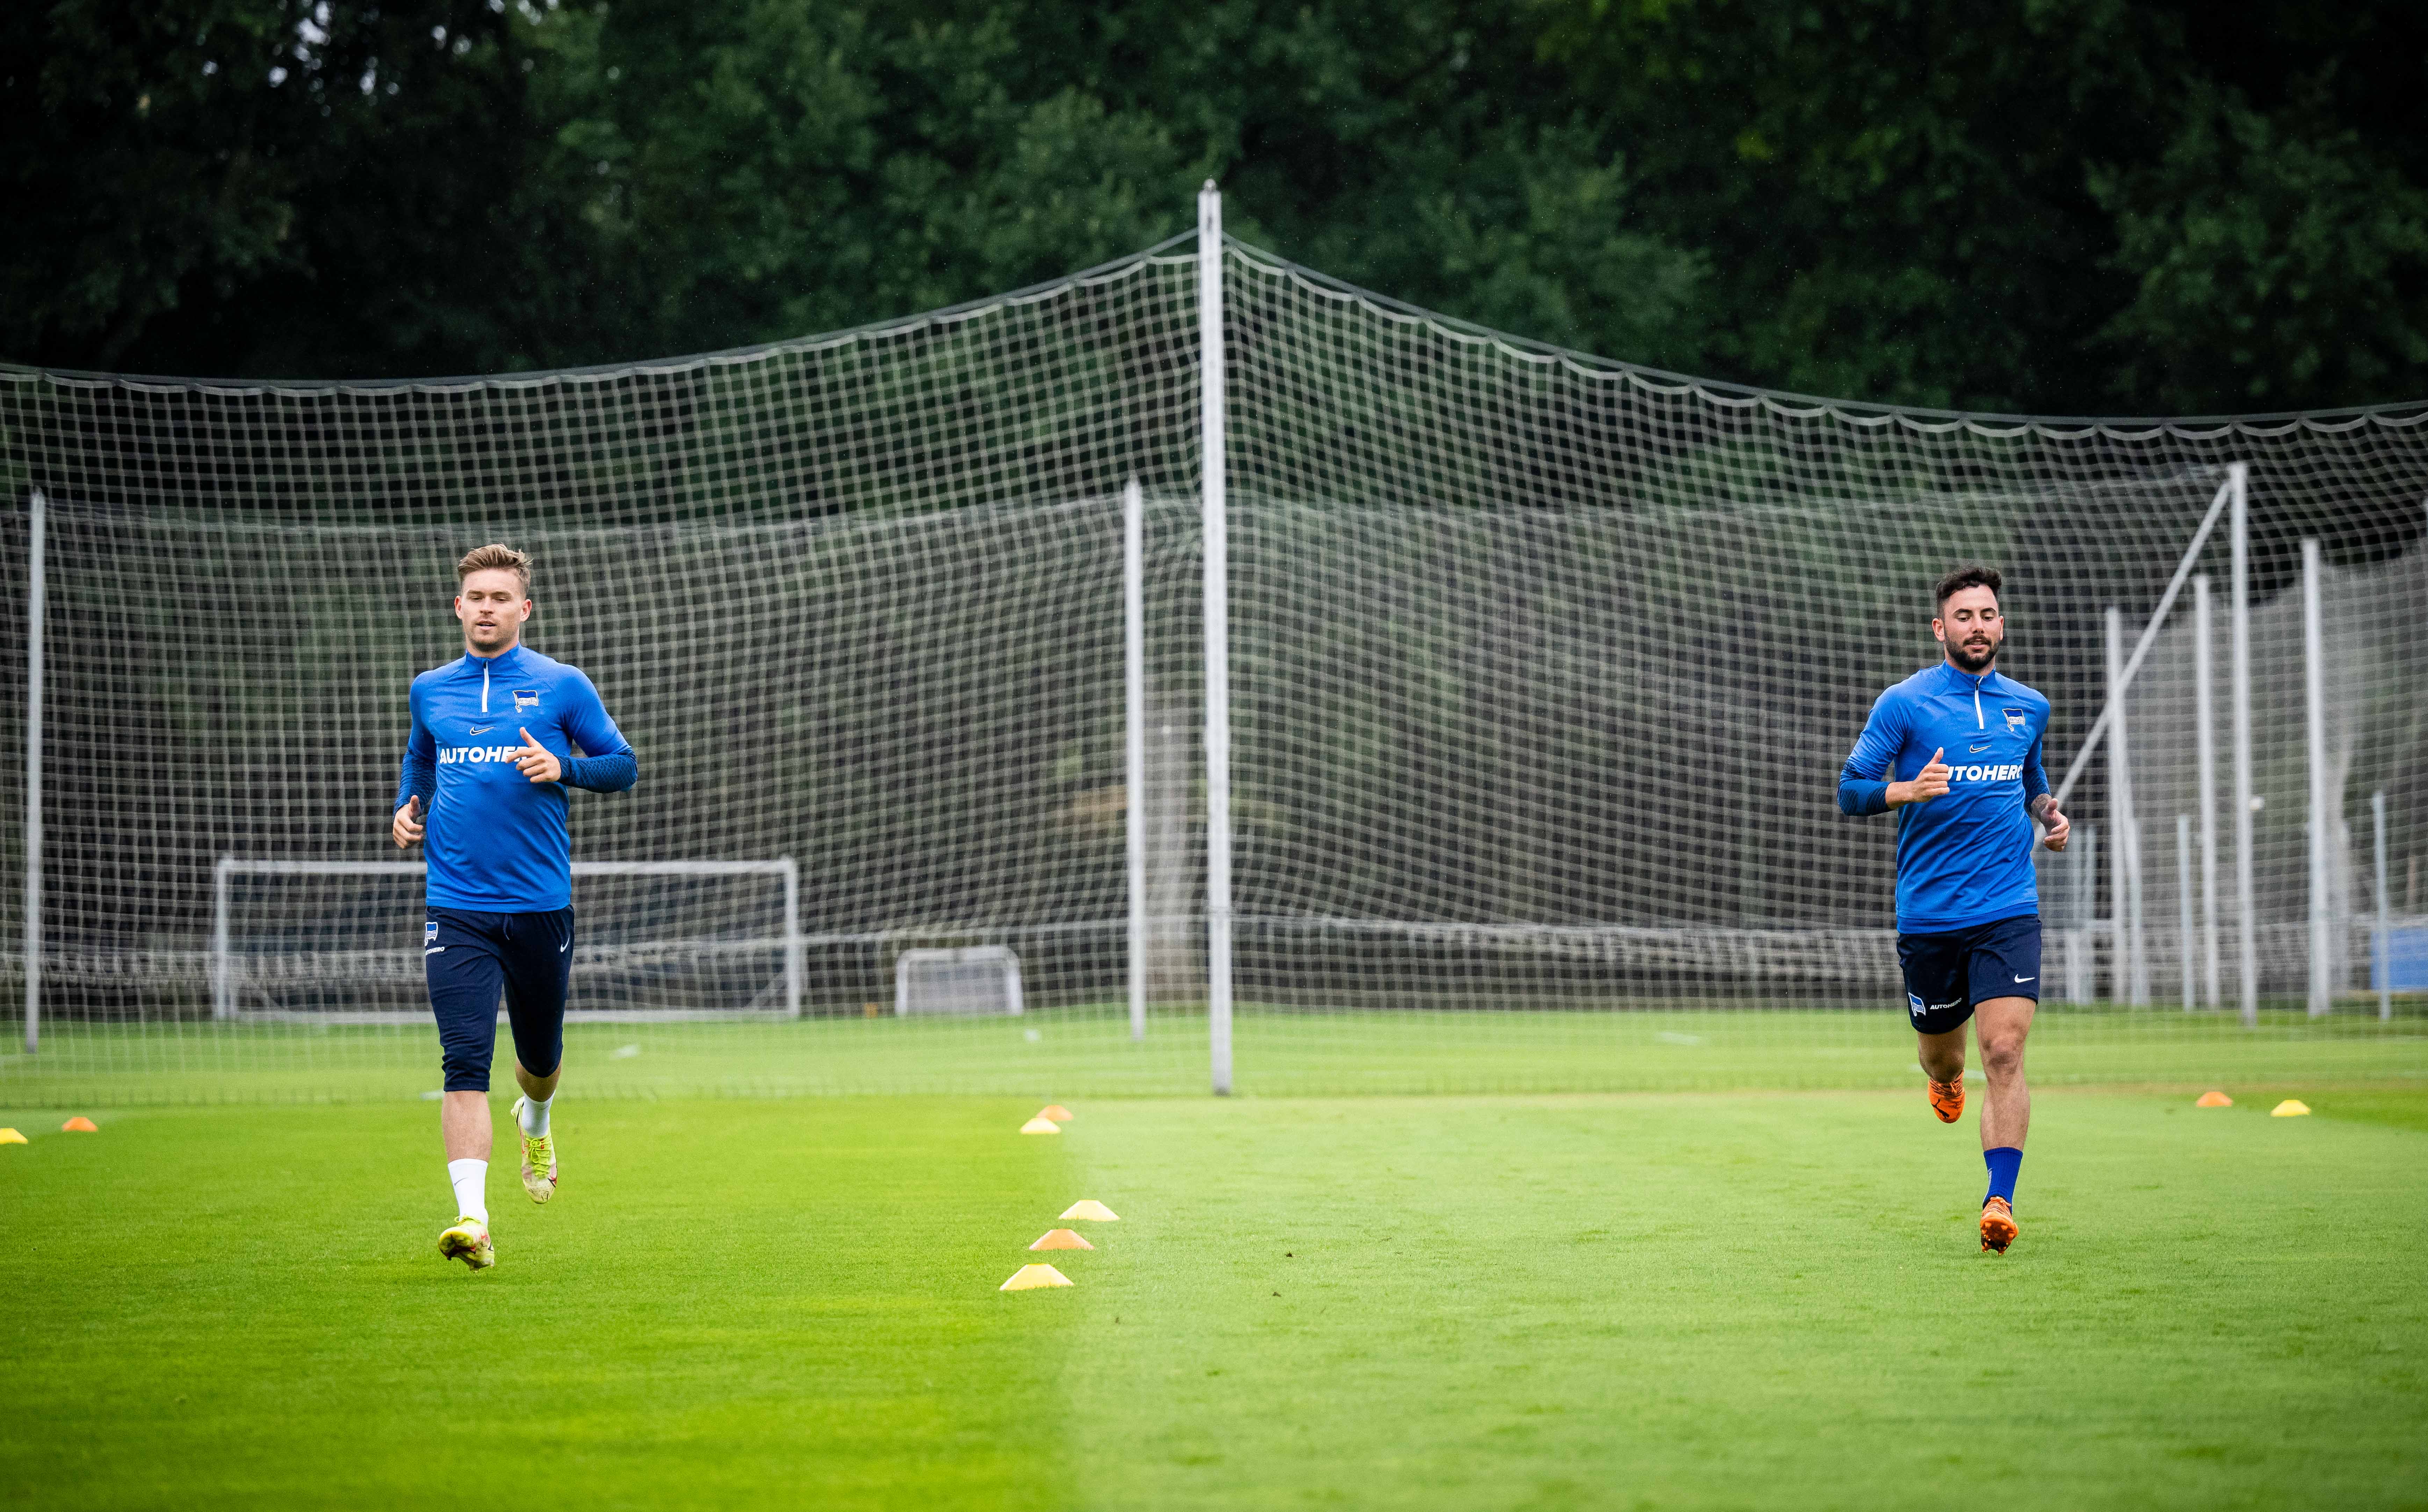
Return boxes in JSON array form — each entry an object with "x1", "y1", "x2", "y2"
[{"x1": 212, "y1": 859, "x2": 800, "y2": 1021}]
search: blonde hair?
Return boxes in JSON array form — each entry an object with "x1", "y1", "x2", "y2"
[{"x1": 455, "y1": 543, "x2": 532, "y2": 594}]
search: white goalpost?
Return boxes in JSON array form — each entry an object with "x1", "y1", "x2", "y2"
[{"x1": 211, "y1": 858, "x2": 801, "y2": 1022}]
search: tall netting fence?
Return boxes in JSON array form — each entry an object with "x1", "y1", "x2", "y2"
[{"x1": 1, "y1": 235, "x2": 2423, "y2": 1101}]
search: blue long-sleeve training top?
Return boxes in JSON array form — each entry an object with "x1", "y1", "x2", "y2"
[
  {"x1": 395, "y1": 643, "x2": 637, "y2": 911},
  {"x1": 1837, "y1": 661, "x2": 2051, "y2": 933}
]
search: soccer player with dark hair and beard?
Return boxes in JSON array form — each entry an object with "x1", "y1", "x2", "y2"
[{"x1": 1837, "y1": 564, "x2": 2070, "y2": 1253}]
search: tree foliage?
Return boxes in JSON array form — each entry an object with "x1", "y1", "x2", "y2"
[{"x1": 5, "y1": 0, "x2": 2423, "y2": 412}]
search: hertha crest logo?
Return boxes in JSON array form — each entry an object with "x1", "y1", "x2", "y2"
[
  {"x1": 2003, "y1": 706, "x2": 2026, "y2": 734},
  {"x1": 514, "y1": 689, "x2": 541, "y2": 712}
]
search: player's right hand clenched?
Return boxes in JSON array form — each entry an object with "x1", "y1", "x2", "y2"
[
  {"x1": 1894, "y1": 748, "x2": 1951, "y2": 808},
  {"x1": 392, "y1": 795, "x2": 425, "y2": 849}
]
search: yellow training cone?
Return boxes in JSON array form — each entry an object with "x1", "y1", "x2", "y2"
[
  {"x1": 1059, "y1": 1200, "x2": 1119, "y2": 1222},
  {"x1": 2195, "y1": 1090, "x2": 2233, "y2": 1108},
  {"x1": 1039, "y1": 1104, "x2": 1074, "y2": 1122},
  {"x1": 1020, "y1": 1117, "x2": 1061, "y2": 1135},
  {"x1": 61, "y1": 1116, "x2": 97, "y2": 1133},
  {"x1": 2270, "y1": 1099, "x2": 2311, "y2": 1117},
  {"x1": 1030, "y1": 1229, "x2": 1094, "y2": 1251},
  {"x1": 1000, "y1": 1264, "x2": 1074, "y2": 1291},
  {"x1": 0, "y1": 1128, "x2": 26, "y2": 1144}
]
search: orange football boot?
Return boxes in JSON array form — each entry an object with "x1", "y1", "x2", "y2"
[
  {"x1": 1926, "y1": 1072, "x2": 1965, "y2": 1123},
  {"x1": 1979, "y1": 1196, "x2": 2017, "y2": 1254}
]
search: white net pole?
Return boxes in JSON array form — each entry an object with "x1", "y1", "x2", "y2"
[
  {"x1": 2304, "y1": 539, "x2": 2331, "y2": 1017},
  {"x1": 1200, "y1": 182, "x2": 1234, "y2": 1096},
  {"x1": 2193, "y1": 573, "x2": 2220, "y2": 1006},
  {"x1": 2177, "y1": 812, "x2": 2195, "y2": 1011},
  {"x1": 2107, "y1": 608, "x2": 2141, "y2": 1004},
  {"x1": 2232, "y1": 464, "x2": 2259, "y2": 1026},
  {"x1": 2377, "y1": 789, "x2": 2392, "y2": 1021},
  {"x1": 782, "y1": 858, "x2": 801, "y2": 1021},
  {"x1": 1125, "y1": 478, "x2": 1147, "y2": 1041},
  {"x1": 21, "y1": 489, "x2": 40, "y2": 1055}
]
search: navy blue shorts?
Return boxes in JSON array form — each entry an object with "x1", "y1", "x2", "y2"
[
  {"x1": 425, "y1": 907, "x2": 573, "y2": 1092},
  {"x1": 1896, "y1": 914, "x2": 2041, "y2": 1035}
]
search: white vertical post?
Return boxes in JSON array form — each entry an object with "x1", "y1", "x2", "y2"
[
  {"x1": 2192, "y1": 573, "x2": 2220, "y2": 1006},
  {"x1": 781, "y1": 855, "x2": 802, "y2": 1020},
  {"x1": 2128, "y1": 820, "x2": 2148, "y2": 1006},
  {"x1": 2177, "y1": 813, "x2": 2196, "y2": 1011},
  {"x1": 1124, "y1": 479, "x2": 1147, "y2": 1041},
  {"x1": 2107, "y1": 608, "x2": 2146, "y2": 1005},
  {"x1": 2230, "y1": 464, "x2": 2257, "y2": 1026},
  {"x1": 2069, "y1": 824, "x2": 2096, "y2": 1002},
  {"x1": 2303, "y1": 538, "x2": 2330, "y2": 1017},
  {"x1": 2375, "y1": 789, "x2": 2391, "y2": 1022},
  {"x1": 1198, "y1": 182, "x2": 1233, "y2": 1095},
  {"x1": 23, "y1": 490, "x2": 43, "y2": 1054},
  {"x1": 212, "y1": 857, "x2": 234, "y2": 1019}
]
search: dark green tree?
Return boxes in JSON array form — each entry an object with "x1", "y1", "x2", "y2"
[{"x1": 6, "y1": 0, "x2": 2424, "y2": 411}]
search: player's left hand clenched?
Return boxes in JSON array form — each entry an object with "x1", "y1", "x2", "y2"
[
  {"x1": 2032, "y1": 796, "x2": 2070, "y2": 852},
  {"x1": 513, "y1": 727, "x2": 562, "y2": 784}
]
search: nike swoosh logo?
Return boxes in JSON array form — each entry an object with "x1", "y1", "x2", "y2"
[
  {"x1": 2013, "y1": 975, "x2": 2034, "y2": 983},
  {"x1": 559, "y1": 942, "x2": 570, "y2": 953},
  {"x1": 425, "y1": 946, "x2": 446, "y2": 955},
  {"x1": 469, "y1": 725, "x2": 494, "y2": 735}
]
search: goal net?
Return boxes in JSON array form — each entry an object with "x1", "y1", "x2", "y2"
[
  {"x1": 4, "y1": 226, "x2": 2425, "y2": 1101},
  {"x1": 212, "y1": 860, "x2": 799, "y2": 1021}
]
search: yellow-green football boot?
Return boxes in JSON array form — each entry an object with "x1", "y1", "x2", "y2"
[
  {"x1": 510, "y1": 1096, "x2": 557, "y2": 1204},
  {"x1": 438, "y1": 1216, "x2": 495, "y2": 1271}
]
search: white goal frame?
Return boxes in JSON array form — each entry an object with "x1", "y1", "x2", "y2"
[
  {"x1": 893, "y1": 945, "x2": 1025, "y2": 1018},
  {"x1": 210, "y1": 858, "x2": 802, "y2": 1021}
]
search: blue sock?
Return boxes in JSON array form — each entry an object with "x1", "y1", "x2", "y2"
[{"x1": 1983, "y1": 1146, "x2": 2023, "y2": 1207}]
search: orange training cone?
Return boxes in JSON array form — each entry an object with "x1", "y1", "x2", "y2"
[
  {"x1": 1030, "y1": 1229, "x2": 1094, "y2": 1251},
  {"x1": 2195, "y1": 1090, "x2": 2233, "y2": 1108},
  {"x1": 1019, "y1": 1117, "x2": 1061, "y2": 1135},
  {"x1": 1000, "y1": 1264, "x2": 1075, "y2": 1291},
  {"x1": 61, "y1": 1116, "x2": 97, "y2": 1133},
  {"x1": 1039, "y1": 1105, "x2": 1074, "y2": 1122},
  {"x1": 1059, "y1": 1200, "x2": 1119, "y2": 1222}
]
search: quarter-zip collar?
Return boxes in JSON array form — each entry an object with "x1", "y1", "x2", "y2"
[
  {"x1": 1937, "y1": 658, "x2": 2003, "y2": 729},
  {"x1": 458, "y1": 642, "x2": 528, "y2": 716}
]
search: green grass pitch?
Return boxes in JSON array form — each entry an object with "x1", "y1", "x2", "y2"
[{"x1": 4, "y1": 1062, "x2": 2424, "y2": 1507}]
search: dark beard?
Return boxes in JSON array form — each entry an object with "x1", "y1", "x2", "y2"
[{"x1": 1948, "y1": 639, "x2": 1998, "y2": 673}]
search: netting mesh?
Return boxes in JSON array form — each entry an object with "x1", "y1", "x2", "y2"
[{"x1": 2, "y1": 234, "x2": 2423, "y2": 1102}]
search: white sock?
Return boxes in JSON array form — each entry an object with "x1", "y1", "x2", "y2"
[
  {"x1": 517, "y1": 1094, "x2": 552, "y2": 1138},
  {"x1": 448, "y1": 1159, "x2": 489, "y2": 1225}
]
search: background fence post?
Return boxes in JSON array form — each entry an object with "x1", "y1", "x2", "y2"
[
  {"x1": 2177, "y1": 813, "x2": 2195, "y2": 1010},
  {"x1": 1199, "y1": 182, "x2": 1233, "y2": 1095},
  {"x1": 2375, "y1": 789, "x2": 2391, "y2": 1022},
  {"x1": 2303, "y1": 538, "x2": 2329, "y2": 1017},
  {"x1": 2193, "y1": 573, "x2": 2220, "y2": 1006},
  {"x1": 1125, "y1": 479, "x2": 1147, "y2": 1042},
  {"x1": 2230, "y1": 464, "x2": 2257, "y2": 1026},
  {"x1": 22, "y1": 490, "x2": 42, "y2": 1055}
]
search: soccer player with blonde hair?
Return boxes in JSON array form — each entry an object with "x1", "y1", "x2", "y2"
[{"x1": 392, "y1": 545, "x2": 638, "y2": 1271}]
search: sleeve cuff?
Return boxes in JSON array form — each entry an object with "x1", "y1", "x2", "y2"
[{"x1": 1838, "y1": 779, "x2": 1890, "y2": 817}]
